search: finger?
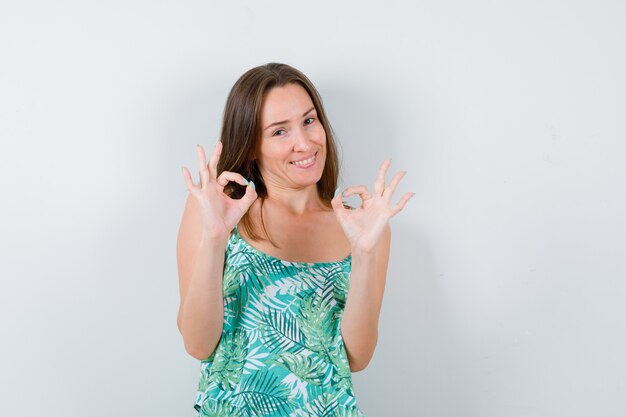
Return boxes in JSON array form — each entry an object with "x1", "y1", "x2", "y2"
[
  {"x1": 390, "y1": 192, "x2": 415, "y2": 216},
  {"x1": 216, "y1": 171, "x2": 248, "y2": 188},
  {"x1": 331, "y1": 187, "x2": 354, "y2": 222},
  {"x1": 181, "y1": 166, "x2": 196, "y2": 190},
  {"x1": 331, "y1": 187, "x2": 346, "y2": 212},
  {"x1": 342, "y1": 185, "x2": 372, "y2": 202},
  {"x1": 197, "y1": 145, "x2": 210, "y2": 186},
  {"x1": 208, "y1": 141, "x2": 222, "y2": 180},
  {"x1": 239, "y1": 181, "x2": 258, "y2": 210},
  {"x1": 383, "y1": 170, "x2": 406, "y2": 201},
  {"x1": 374, "y1": 159, "x2": 391, "y2": 195}
]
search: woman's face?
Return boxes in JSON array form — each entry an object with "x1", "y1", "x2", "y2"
[{"x1": 256, "y1": 83, "x2": 327, "y2": 191}]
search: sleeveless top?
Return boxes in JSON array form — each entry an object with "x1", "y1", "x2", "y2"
[{"x1": 193, "y1": 226, "x2": 365, "y2": 417}]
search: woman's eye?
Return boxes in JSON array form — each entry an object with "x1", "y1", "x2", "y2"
[
  {"x1": 273, "y1": 129, "x2": 286, "y2": 136},
  {"x1": 304, "y1": 118, "x2": 314, "y2": 125}
]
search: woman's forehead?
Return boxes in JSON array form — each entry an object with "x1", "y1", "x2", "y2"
[{"x1": 261, "y1": 84, "x2": 315, "y2": 123}]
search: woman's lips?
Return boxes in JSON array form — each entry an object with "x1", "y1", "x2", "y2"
[{"x1": 290, "y1": 152, "x2": 317, "y2": 168}]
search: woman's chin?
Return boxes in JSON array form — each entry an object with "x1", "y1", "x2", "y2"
[{"x1": 292, "y1": 168, "x2": 324, "y2": 186}]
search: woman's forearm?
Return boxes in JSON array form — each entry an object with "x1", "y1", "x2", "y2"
[
  {"x1": 339, "y1": 231, "x2": 390, "y2": 371},
  {"x1": 178, "y1": 234, "x2": 228, "y2": 360}
]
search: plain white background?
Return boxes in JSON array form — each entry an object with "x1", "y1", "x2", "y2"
[{"x1": 1, "y1": 1, "x2": 625, "y2": 416}]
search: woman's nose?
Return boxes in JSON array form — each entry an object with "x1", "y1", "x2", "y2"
[{"x1": 292, "y1": 128, "x2": 311, "y2": 151}]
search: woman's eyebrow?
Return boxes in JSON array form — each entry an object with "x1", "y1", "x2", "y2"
[{"x1": 264, "y1": 107, "x2": 316, "y2": 131}]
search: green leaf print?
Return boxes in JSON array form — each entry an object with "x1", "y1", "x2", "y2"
[
  {"x1": 222, "y1": 267, "x2": 241, "y2": 331},
  {"x1": 223, "y1": 267, "x2": 239, "y2": 298},
  {"x1": 333, "y1": 267, "x2": 350, "y2": 307},
  {"x1": 273, "y1": 352, "x2": 326, "y2": 386},
  {"x1": 227, "y1": 248, "x2": 275, "y2": 321},
  {"x1": 193, "y1": 230, "x2": 362, "y2": 416},
  {"x1": 260, "y1": 308, "x2": 307, "y2": 353},
  {"x1": 209, "y1": 329, "x2": 249, "y2": 391},
  {"x1": 200, "y1": 398, "x2": 241, "y2": 417},
  {"x1": 198, "y1": 366, "x2": 212, "y2": 392},
  {"x1": 294, "y1": 391, "x2": 341, "y2": 416},
  {"x1": 297, "y1": 292, "x2": 335, "y2": 355},
  {"x1": 232, "y1": 369, "x2": 294, "y2": 416},
  {"x1": 332, "y1": 405, "x2": 364, "y2": 417},
  {"x1": 327, "y1": 341, "x2": 353, "y2": 391}
]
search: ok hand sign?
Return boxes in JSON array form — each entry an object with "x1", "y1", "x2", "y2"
[
  {"x1": 182, "y1": 142, "x2": 257, "y2": 240},
  {"x1": 331, "y1": 159, "x2": 413, "y2": 252}
]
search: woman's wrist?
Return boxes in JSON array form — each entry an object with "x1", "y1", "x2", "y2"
[
  {"x1": 350, "y1": 245, "x2": 375, "y2": 258},
  {"x1": 350, "y1": 236, "x2": 380, "y2": 256},
  {"x1": 200, "y1": 228, "x2": 231, "y2": 249}
]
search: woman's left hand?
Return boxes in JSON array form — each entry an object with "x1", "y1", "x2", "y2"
[{"x1": 331, "y1": 159, "x2": 414, "y2": 253}]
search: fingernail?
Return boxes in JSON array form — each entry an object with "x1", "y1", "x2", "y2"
[
  {"x1": 250, "y1": 180, "x2": 256, "y2": 191},
  {"x1": 243, "y1": 178, "x2": 249, "y2": 185},
  {"x1": 334, "y1": 187, "x2": 339, "y2": 198},
  {"x1": 341, "y1": 190, "x2": 347, "y2": 198}
]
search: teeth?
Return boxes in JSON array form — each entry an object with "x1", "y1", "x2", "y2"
[{"x1": 291, "y1": 154, "x2": 316, "y2": 166}]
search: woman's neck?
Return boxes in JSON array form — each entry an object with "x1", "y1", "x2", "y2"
[{"x1": 264, "y1": 184, "x2": 327, "y2": 215}]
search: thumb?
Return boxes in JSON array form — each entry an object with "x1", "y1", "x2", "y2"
[
  {"x1": 331, "y1": 187, "x2": 346, "y2": 214},
  {"x1": 240, "y1": 180, "x2": 258, "y2": 211}
]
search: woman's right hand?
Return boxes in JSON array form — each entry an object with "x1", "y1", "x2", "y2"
[{"x1": 182, "y1": 141, "x2": 257, "y2": 240}]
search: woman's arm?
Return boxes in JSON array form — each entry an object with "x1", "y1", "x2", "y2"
[
  {"x1": 340, "y1": 224, "x2": 391, "y2": 372},
  {"x1": 178, "y1": 142, "x2": 257, "y2": 360},
  {"x1": 331, "y1": 159, "x2": 413, "y2": 372},
  {"x1": 176, "y1": 194, "x2": 229, "y2": 360}
]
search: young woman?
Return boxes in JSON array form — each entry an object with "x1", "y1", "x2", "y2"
[{"x1": 177, "y1": 63, "x2": 413, "y2": 416}]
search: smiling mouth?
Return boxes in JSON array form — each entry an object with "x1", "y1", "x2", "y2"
[{"x1": 290, "y1": 152, "x2": 317, "y2": 166}]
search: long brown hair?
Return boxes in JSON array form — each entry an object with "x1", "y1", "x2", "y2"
[{"x1": 217, "y1": 63, "x2": 340, "y2": 242}]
